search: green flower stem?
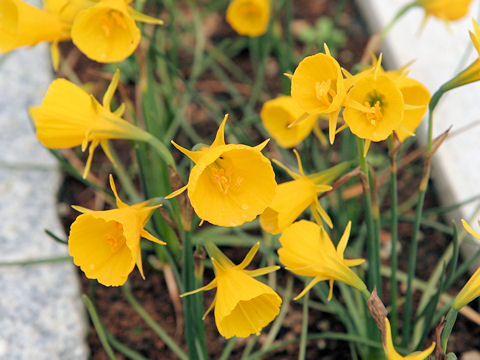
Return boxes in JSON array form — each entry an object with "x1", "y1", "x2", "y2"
[
  {"x1": 82, "y1": 294, "x2": 117, "y2": 360},
  {"x1": 388, "y1": 136, "x2": 399, "y2": 341},
  {"x1": 298, "y1": 288, "x2": 310, "y2": 360},
  {"x1": 402, "y1": 89, "x2": 442, "y2": 348},
  {"x1": 182, "y1": 229, "x2": 208, "y2": 360},
  {"x1": 219, "y1": 338, "x2": 237, "y2": 360},
  {"x1": 441, "y1": 308, "x2": 458, "y2": 353},
  {"x1": 108, "y1": 142, "x2": 141, "y2": 203},
  {"x1": 0, "y1": 256, "x2": 70, "y2": 267},
  {"x1": 145, "y1": 133, "x2": 176, "y2": 169},
  {"x1": 357, "y1": 138, "x2": 380, "y2": 292},
  {"x1": 262, "y1": 275, "x2": 293, "y2": 350},
  {"x1": 379, "y1": 2, "x2": 418, "y2": 42},
  {"x1": 106, "y1": 332, "x2": 148, "y2": 360},
  {"x1": 121, "y1": 284, "x2": 188, "y2": 360}
]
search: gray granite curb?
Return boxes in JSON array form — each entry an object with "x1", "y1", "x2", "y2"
[{"x1": 0, "y1": 40, "x2": 88, "y2": 360}]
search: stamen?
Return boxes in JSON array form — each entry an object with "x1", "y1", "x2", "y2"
[
  {"x1": 210, "y1": 163, "x2": 243, "y2": 195},
  {"x1": 315, "y1": 80, "x2": 335, "y2": 106},
  {"x1": 364, "y1": 100, "x2": 383, "y2": 125}
]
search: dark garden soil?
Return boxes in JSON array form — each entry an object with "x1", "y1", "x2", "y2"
[{"x1": 56, "y1": 0, "x2": 480, "y2": 358}]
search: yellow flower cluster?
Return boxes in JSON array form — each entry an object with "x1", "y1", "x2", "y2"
[
  {"x1": 283, "y1": 45, "x2": 431, "y2": 154},
  {"x1": 0, "y1": 0, "x2": 162, "y2": 67}
]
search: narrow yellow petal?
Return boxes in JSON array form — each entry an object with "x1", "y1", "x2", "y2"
[
  {"x1": 109, "y1": 174, "x2": 128, "y2": 208},
  {"x1": 293, "y1": 277, "x2": 322, "y2": 301},
  {"x1": 171, "y1": 141, "x2": 203, "y2": 163},
  {"x1": 336, "y1": 221, "x2": 352, "y2": 259},
  {"x1": 136, "y1": 247, "x2": 145, "y2": 280},
  {"x1": 128, "y1": 7, "x2": 163, "y2": 25},
  {"x1": 237, "y1": 242, "x2": 260, "y2": 270},
  {"x1": 141, "y1": 229, "x2": 166, "y2": 245},
  {"x1": 102, "y1": 68, "x2": 120, "y2": 111},
  {"x1": 164, "y1": 184, "x2": 188, "y2": 200},
  {"x1": 211, "y1": 114, "x2": 228, "y2": 148},
  {"x1": 181, "y1": 279, "x2": 217, "y2": 297}
]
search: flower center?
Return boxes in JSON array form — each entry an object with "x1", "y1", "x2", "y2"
[
  {"x1": 364, "y1": 100, "x2": 383, "y2": 125},
  {"x1": 101, "y1": 10, "x2": 127, "y2": 37},
  {"x1": 209, "y1": 159, "x2": 243, "y2": 195},
  {"x1": 315, "y1": 80, "x2": 336, "y2": 107},
  {"x1": 103, "y1": 222, "x2": 125, "y2": 251}
]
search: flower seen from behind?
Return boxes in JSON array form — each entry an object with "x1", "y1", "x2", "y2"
[
  {"x1": 68, "y1": 175, "x2": 165, "y2": 286},
  {"x1": 30, "y1": 70, "x2": 153, "y2": 178},
  {"x1": 167, "y1": 115, "x2": 277, "y2": 227},
  {"x1": 290, "y1": 44, "x2": 347, "y2": 143},
  {"x1": 278, "y1": 220, "x2": 367, "y2": 300},
  {"x1": 181, "y1": 242, "x2": 281, "y2": 338},
  {"x1": 226, "y1": 0, "x2": 270, "y2": 37},
  {"x1": 260, "y1": 95, "x2": 317, "y2": 148},
  {"x1": 383, "y1": 318, "x2": 435, "y2": 359},
  {"x1": 260, "y1": 151, "x2": 350, "y2": 234}
]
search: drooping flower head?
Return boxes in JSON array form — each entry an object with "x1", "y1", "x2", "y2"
[
  {"x1": 452, "y1": 219, "x2": 480, "y2": 310},
  {"x1": 226, "y1": 0, "x2": 270, "y2": 37},
  {"x1": 260, "y1": 95, "x2": 317, "y2": 148},
  {"x1": 418, "y1": 0, "x2": 472, "y2": 22},
  {"x1": 167, "y1": 115, "x2": 277, "y2": 227},
  {"x1": 68, "y1": 175, "x2": 165, "y2": 286},
  {"x1": 71, "y1": 0, "x2": 162, "y2": 63},
  {"x1": 383, "y1": 318, "x2": 435, "y2": 359},
  {"x1": 0, "y1": 0, "x2": 70, "y2": 56},
  {"x1": 260, "y1": 151, "x2": 350, "y2": 234},
  {"x1": 30, "y1": 70, "x2": 154, "y2": 178},
  {"x1": 290, "y1": 44, "x2": 347, "y2": 143},
  {"x1": 343, "y1": 59, "x2": 404, "y2": 152},
  {"x1": 181, "y1": 242, "x2": 281, "y2": 338},
  {"x1": 278, "y1": 220, "x2": 367, "y2": 300}
]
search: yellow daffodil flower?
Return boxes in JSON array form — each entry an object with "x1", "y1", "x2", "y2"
[
  {"x1": 260, "y1": 95, "x2": 317, "y2": 148},
  {"x1": 182, "y1": 242, "x2": 281, "y2": 338},
  {"x1": 0, "y1": 0, "x2": 70, "y2": 57},
  {"x1": 343, "y1": 62, "x2": 404, "y2": 151},
  {"x1": 260, "y1": 151, "x2": 349, "y2": 234},
  {"x1": 365, "y1": 56, "x2": 430, "y2": 142},
  {"x1": 167, "y1": 115, "x2": 277, "y2": 227},
  {"x1": 71, "y1": 0, "x2": 162, "y2": 63},
  {"x1": 30, "y1": 70, "x2": 154, "y2": 178},
  {"x1": 68, "y1": 175, "x2": 165, "y2": 286},
  {"x1": 290, "y1": 44, "x2": 347, "y2": 144},
  {"x1": 418, "y1": 0, "x2": 472, "y2": 22},
  {"x1": 278, "y1": 220, "x2": 367, "y2": 300},
  {"x1": 452, "y1": 220, "x2": 480, "y2": 310},
  {"x1": 383, "y1": 318, "x2": 435, "y2": 359},
  {"x1": 226, "y1": 0, "x2": 270, "y2": 37}
]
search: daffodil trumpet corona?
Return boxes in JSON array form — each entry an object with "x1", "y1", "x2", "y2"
[
  {"x1": 167, "y1": 115, "x2": 277, "y2": 227},
  {"x1": 181, "y1": 242, "x2": 281, "y2": 338},
  {"x1": 68, "y1": 175, "x2": 165, "y2": 286}
]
